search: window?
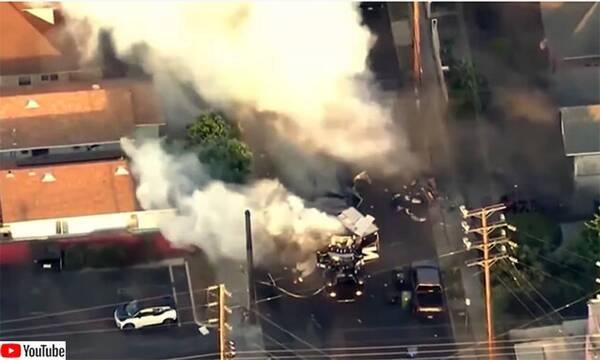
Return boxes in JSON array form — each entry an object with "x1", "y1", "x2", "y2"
[
  {"x1": 18, "y1": 76, "x2": 31, "y2": 86},
  {"x1": 138, "y1": 309, "x2": 154, "y2": 317},
  {"x1": 20, "y1": 150, "x2": 29, "y2": 155},
  {"x1": 86, "y1": 145, "x2": 100, "y2": 151},
  {"x1": 41, "y1": 74, "x2": 49, "y2": 81},
  {"x1": 32, "y1": 149, "x2": 49, "y2": 157},
  {"x1": 49, "y1": 74, "x2": 59, "y2": 81},
  {"x1": 55, "y1": 220, "x2": 69, "y2": 235}
]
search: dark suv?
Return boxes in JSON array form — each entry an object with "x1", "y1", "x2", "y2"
[{"x1": 410, "y1": 260, "x2": 444, "y2": 319}]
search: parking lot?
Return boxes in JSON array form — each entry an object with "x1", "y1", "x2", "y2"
[{"x1": 0, "y1": 260, "x2": 218, "y2": 359}]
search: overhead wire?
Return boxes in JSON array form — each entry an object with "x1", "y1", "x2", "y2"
[
  {"x1": 507, "y1": 262, "x2": 564, "y2": 321},
  {"x1": 495, "y1": 270, "x2": 537, "y2": 319},
  {"x1": 162, "y1": 336, "x2": 592, "y2": 359}
]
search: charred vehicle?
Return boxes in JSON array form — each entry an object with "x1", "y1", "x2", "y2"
[{"x1": 316, "y1": 207, "x2": 380, "y2": 302}]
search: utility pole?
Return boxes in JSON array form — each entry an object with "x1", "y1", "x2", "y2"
[
  {"x1": 207, "y1": 284, "x2": 235, "y2": 360},
  {"x1": 460, "y1": 203, "x2": 518, "y2": 360},
  {"x1": 245, "y1": 210, "x2": 257, "y2": 324},
  {"x1": 412, "y1": 1, "x2": 422, "y2": 85}
]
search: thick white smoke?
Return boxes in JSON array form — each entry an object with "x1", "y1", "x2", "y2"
[
  {"x1": 121, "y1": 138, "x2": 344, "y2": 264},
  {"x1": 64, "y1": 2, "x2": 411, "y2": 167}
]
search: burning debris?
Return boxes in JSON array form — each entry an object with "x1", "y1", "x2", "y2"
[{"x1": 392, "y1": 178, "x2": 438, "y2": 223}]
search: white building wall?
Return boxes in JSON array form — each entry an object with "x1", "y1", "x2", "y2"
[{"x1": 4, "y1": 209, "x2": 176, "y2": 240}]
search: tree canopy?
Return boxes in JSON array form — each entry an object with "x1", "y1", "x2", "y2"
[
  {"x1": 186, "y1": 112, "x2": 231, "y2": 146},
  {"x1": 185, "y1": 112, "x2": 252, "y2": 183}
]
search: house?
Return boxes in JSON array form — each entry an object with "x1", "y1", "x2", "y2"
[
  {"x1": 540, "y1": 2, "x2": 600, "y2": 106},
  {"x1": 0, "y1": 2, "x2": 101, "y2": 88},
  {"x1": 0, "y1": 79, "x2": 165, "y2": 167},
  {"x1": 510, "y1": 298, "x2": 600, "y2": 360},
  {"x1": 560, "y1": 104, "x2": 600, "y2": 211},
  {"x1": 0, "y1": 159, "x2": 175, "y2": 240}
]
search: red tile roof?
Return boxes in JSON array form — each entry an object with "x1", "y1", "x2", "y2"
[
  {"x1": 0, "y1": 2, "x2": 79, "y2": 75},
  {"x1": 0, "y1": 160, "x2": 139, "y2": 222},
  {"x1": 0, "y1": 85, "x2": 136, "y2": 150},
  {"x1": 0, "y1": 3, "x2": 61, "y2": 61}
]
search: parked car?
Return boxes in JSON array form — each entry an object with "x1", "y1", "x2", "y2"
[
  {"x1": 114, "y1": 297, "x2": 177, "y2": 330},
  {"x1": 410, "y1": 260, "x2": 444, "y2": 319}
]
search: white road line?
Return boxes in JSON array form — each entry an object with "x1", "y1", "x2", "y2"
[{"x1": 169, "y1": 265, "x2": 181, "y2": 327}]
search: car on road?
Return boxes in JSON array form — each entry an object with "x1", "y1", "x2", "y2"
[
  {"x1": 410, "y1": 260, "x2": 444, "y2": 319},
  {"x1": 114, "y1": 297, "x2": 177, "y2": 330}
]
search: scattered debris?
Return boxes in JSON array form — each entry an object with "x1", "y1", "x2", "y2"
[
  {"x1": 198, "y1": 326, "x2": 210, "y2": 335},
  {"x1": 353, "y1": 171, "x2": 372, "y2": 185}
]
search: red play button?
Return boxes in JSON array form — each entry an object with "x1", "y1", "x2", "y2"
[{"x1": 0, "y1": 343, "x2": 21, "y2": 358}]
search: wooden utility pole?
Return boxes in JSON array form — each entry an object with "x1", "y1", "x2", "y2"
[
  {"x1": 412, "y1": 1, "x2": 422, "y2": 85},
  {"x1": 207, "y1": 284, "x2": 234, "y2": 360},
  {"x1": 460, "y1": 204, "x2": 518, "y2": 360}
]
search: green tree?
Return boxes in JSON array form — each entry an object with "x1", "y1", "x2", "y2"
[
  {"x1": 585, "y1": 213, "x2": 600, "y2": 238},
  {"x1": 186, "y1": 112, "x2": 231, "y2": 146},
  {"x1": 447, "y1": 60, "x2": 490, "y2": 114},
  {"x1": 198, "y1": 138, "x2": 252, "y2": 183},
  {"x1": 185, "y1": 112, "x2": 253, "y2": 183}
]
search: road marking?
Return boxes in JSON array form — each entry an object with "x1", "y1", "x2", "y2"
[{"x1": 168, "y1": 265, "x2": 181, "y2": 327}]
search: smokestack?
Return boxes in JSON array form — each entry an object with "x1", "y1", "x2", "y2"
[{"x1": 245, "y1": 209, "x2": 257, "y2": 324}]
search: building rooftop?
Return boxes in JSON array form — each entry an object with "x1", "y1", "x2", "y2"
[
  {"x1": 541, "y1": 3, "x2": 600, "y2": 106},
  {"x1": 0, "y1": 160, "x2": 139, "y2": 222},
  {"x1": 541, "y1": 2, "x2": 600, "y2": 59},
  {"x1": 0, "y1": 2, "x2": 79, "y2": 75},
  {"x1": 560, "y1": 104, "x2": 600, "y2": 156},
  {"x1": 0, "y1": 80, "x2": 164, "y2": 151}
]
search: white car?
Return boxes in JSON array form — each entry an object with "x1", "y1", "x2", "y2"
[{"x1": 114, "y1": 298, "x2": 177, "y2": 331}]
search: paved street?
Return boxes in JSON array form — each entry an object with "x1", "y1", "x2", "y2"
[{"x1": 0, "y1": 263, "x2": 218, "y2": 359}]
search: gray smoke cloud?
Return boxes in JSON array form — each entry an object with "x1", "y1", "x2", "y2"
[
  {"x1": 121, "y1": 138, "x2": 344, "y2": 264},
  {"x1": 63, "y1": 2, "x2": 415, "y2": 171}
]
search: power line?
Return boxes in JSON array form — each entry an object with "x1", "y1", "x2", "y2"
[
  {"x1": 499, "y1": 265, "x2": 550, "y2": 319},
  {"x1": 246, "y1": 307, "x2": 330, "y2": 359},
  {"x1": 518, "y1": 261, "x2": 585, "y2": 291},
  {"x1": 495, "y1": 270, "x2": 537, "y2": 319},
  {"x1": 173, "y1": 338, "x2": 591, "y2": 360},
  {"x1": 234, "y1": 346, "x2": 586, "y2": 360},
  {"x1": 0, "y1": 292, "x2": 285, "y2": 338},
  {"x1": 507, "y1": 263, "x2": 564, "y2": 321},
  {"x1": 519, "y1": 230, "x2": 598, "y2": 264},
  {"x1": 262, "y1": 331, "x2": 307, "y2": 360},
  {"x1": 0, "y1": 284, "x2": 243, "y2": 325}
]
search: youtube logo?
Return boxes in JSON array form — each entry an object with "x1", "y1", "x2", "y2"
[
  {"x1": 0, "y1": 343, "x2": 21, "y2": 358},
  {"x1": 0, "y1": 341, "x2": 65, "y2": 359}
]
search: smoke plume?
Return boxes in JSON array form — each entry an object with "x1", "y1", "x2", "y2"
[
  {"x1": 121, "y1": 138, "x2": 344, "y2": 264},
  {"x1": 64, "y1": 2, "x2": 414, "y2": 170}
]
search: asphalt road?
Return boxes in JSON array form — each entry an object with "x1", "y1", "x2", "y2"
[{"x1": 0, "y1": 264, "x2": 218, "y2": 359}]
